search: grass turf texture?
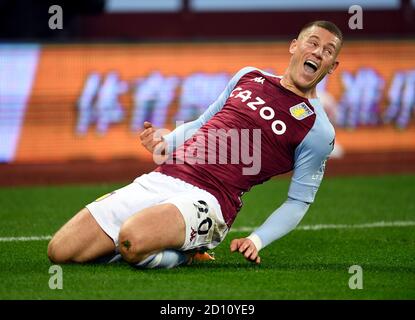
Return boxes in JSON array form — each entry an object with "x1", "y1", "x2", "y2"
[{"x1": 0, "y1": 175, "x2": 414, "y2": 299}]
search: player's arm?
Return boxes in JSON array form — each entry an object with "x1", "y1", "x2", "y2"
[
  {"x1": 231, "y1": 124, "x2": 335, "y2": 263},
  {"x1": 230, "y1": 198, "x2": 310, "y2": 264},
  {"x1": 140, "y1": 67, "x2": 257, "y2": 155}
]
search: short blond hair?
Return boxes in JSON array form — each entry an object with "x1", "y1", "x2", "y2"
[{"x1": 299, "y1": 20, "x2": 343, "y2": 46}]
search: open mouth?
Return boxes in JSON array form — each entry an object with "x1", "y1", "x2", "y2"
[{"x1": 304, "y1": 60, "x2": 318, "y2": 74}]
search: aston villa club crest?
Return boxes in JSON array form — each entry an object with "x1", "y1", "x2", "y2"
[{"x1": 289, "y1": 102, "x2": 314, "y2": 120}]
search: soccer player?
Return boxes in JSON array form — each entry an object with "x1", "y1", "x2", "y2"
[{"x1": 48, "y1": 20, "x2": 342, "y2": 268}]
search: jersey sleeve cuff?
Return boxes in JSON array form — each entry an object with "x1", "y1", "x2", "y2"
[{"x1": 247, "y1": 233, "x2": 263, "y2": 251}]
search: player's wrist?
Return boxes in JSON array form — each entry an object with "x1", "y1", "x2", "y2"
[{"x1": 247, "y1": 233, "x2": 263, "y2": 251}]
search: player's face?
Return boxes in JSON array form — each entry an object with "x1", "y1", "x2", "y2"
[{"x1": 288, "y1": 26, "x2": 341, "y2": 92}]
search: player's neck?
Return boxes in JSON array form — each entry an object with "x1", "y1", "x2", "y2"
[{"x1": 280, "y1": 75, "x2": 317, "y2": 99}]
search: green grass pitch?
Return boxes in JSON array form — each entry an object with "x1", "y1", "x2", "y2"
[{"x1": 0, "y1": 175, "x2": 414, "y2": 299}]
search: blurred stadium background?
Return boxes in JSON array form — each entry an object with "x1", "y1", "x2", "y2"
[
  {"x1": 0, "y1": 0, "x2": 414, "y2": 184},
  {"x1": 0, "y1": 0, "x2": 415, "y2": 301}
]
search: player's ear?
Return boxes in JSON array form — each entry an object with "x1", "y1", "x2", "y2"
[
  {"x1": 328, "y1": 61, "x2": 339, "y2": 74},
  {"x1": 289, "y1": 39, "x2": 298, "y2": 54}
]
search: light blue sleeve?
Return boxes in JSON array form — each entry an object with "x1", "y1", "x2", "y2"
[
  {"x1": 162, "y1": 67, "x2": 257, "y2": 153},
  {"x1": 287, "y1": 103, "x2": 335, "y2": 204},
  {"x1": 248, "y1": 101, "x2": 335, "y2": 251},
  {"x1": 248, "y1": 198, "x2": 310, "y2": 250}
]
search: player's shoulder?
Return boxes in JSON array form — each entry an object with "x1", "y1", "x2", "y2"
[
  {"x1": 297, "y1": 99, "x2": 335, "y2": 154},
  {"x1": 311, "y1": 99, "x2": 335, "y2": 139},
  {"x1": 308, "y1": 100, "x2": 336, "y2": 149}
]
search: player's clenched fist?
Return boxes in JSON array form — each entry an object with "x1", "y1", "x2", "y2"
[
  {"x1": 230, "y1": 238, "x2": 261, "y2": 264},
  {"x1": 139, "y1": 121, "x2": 167, "y2": 155}
]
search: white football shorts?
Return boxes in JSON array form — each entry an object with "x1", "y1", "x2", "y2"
[{"x1": 86, "y1": 171, "x2": 228, "y2": 252}]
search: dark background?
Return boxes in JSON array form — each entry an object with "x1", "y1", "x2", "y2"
[{"x1": 0, "y1": 0, "x2": 413, "y2": 42}]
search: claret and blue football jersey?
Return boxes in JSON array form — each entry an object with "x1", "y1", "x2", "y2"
[{"x1": 158, "y1": 67, "x2": 335, "y2": 227}]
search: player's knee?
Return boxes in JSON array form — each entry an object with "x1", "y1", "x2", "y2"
[
  {"x1": 118, "y1": 227, "x2": 148, "y2": 264},
  {"x1": 119, "y1": 241, "x2": 148, "y2": 264},
  {"x1": 47, "y1": 238, "x2": 69, "y2": 264},
  {"x1": 48, "y1": 236, "x2": 87, "y2": 264}
]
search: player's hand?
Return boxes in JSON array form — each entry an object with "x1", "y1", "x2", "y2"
[
  {"x1": 230, "y1": 238, "x2": 261, "y2": 264},
  {"x1": 139, "y1": 121, "x2": 167, "y2": 155}
]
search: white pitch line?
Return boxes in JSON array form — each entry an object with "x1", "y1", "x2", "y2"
[
  {"x1": 230, "y1": 220, "x2": 415, "y2": 233},
  {"x1": 1, "y1": 220, "x2": 414, "y2": 242},
  {"x1": 0, "y1": 235, "x2": 52, "y2": 242}
]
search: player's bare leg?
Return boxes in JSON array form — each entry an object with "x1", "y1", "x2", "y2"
[
  {"x1": 47, "y1": 208, "x2": 116, "y2": 264},
  {"x1": 118, "y1": 203, "x2": 186, "y2": 265}
]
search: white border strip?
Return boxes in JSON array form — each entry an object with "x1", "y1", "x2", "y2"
[{"x1": 1, "y1": 220, "x2": 414, "y2": 242}]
